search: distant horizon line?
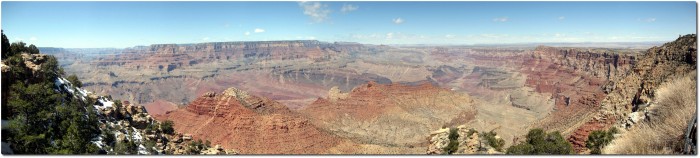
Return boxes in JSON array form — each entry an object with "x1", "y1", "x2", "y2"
[{"x1": 32, "y1": 39, "x2": 673, "y2": 49}]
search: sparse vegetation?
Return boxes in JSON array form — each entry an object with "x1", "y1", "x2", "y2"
[
  {"x1": 186, "y1": 139, "x2": 206, "y2": 154},
  {"x1": 442, "y1": 127, "x2": 460, "y2": 154},
  {"x1": 114, "y1": 140, "x2": 137, "y2": 154},
  {"x1": 161, "y1": 120, "x2": 175, "y2": 135},
  {"x1": 506, "y1": 128, "x2": 573, "y2": 154},
  {"x1": 604, "y1": 73, "x2": 696, "y2": 154},
  {"x1": 586, "y1": 127, "x2": 618, "y2": 154},
  {"x1": 67, "y1": 74, "x2": 83, "y2": 88},
  {"x1": 482, "y1": 130, "x2": 505, "y2": 152}
]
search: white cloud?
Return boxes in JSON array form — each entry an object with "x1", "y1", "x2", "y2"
[
  {"x1": 308, "y1": 36, "x2": 316, "y2": 40},
  {"x1": 386, "y1": 32, "x2": 394, "y2": 39},
  {"x1": 480, "y1": 34, "x2": 509, "y2": 38},
  {"x1": 254, "y1": 28, "x2": 265, "y2": 33},
  {"x1": 393, "y1": 18, "x2": 404, "y2": 24},
  {"x1": 445, "y1": 34, "x2": 456, "y2": 38},
  {"x1": 245, "y1": 32, "x2": 251, "y2": 36},
  {"x1": 492, "y1": 17, "x2": 508, "y2": 22},
  {"x1": 202, "y1": 37, "x2": 210, "y2": 41},
  {"x1": 558, "y1": 16, "x2": 565, "y2": 20},
  {"x1": 299, "y1": 2, "x2": 331, "y2": 23},
  {"x1": 341, "y1": 4, "x2": 358, "y2": 13},
  {"x1": 29, "y1": 37, "x2": 37, "y2": 41},
  {"x1": 642, "y1": 17, "x2": 656, "y2": 22}
]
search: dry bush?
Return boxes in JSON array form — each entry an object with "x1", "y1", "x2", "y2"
[{"x1": 604, "y1": 72, "x2": 697, "y2": 154}]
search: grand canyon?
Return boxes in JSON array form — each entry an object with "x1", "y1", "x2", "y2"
[
  {"x1": 1, "y1": 1, "x2": 696, "y2": 155},
  {"x1": 26, "y1": 34, "x2": 693, "y2": 154}
]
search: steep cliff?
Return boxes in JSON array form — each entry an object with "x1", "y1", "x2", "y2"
[{"x1": 567, "y1": 34, "x2": 697, "y2": 153}]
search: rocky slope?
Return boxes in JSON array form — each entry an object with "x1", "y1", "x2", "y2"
[
  {"x1": 567, "y1": 34, "x2": 697, "y2": 153},
  {"x1": 299, "y1": 81, "x2": 476, "y2": 149},
  {"x1": 153, "y1": 87, "x2": 344, "y2": 154},
  {"x1": 2, "y1": 52, "x2": 236, "y2": 155}
]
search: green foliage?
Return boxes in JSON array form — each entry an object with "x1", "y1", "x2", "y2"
[
  {"x1": 506, "y1": 128, "x2": 574, "y2": 155},
  {"x1": 2, "y1": 30, "x2": 10, "y2": 59},
  {"x1": 506, "y1": 142, "x2": 534, "y2": 154},
  {"x1": 66, "y1": 74, "x2": 82, "y2": 88},
  {"x1": 609, "y1": 127, "x2": 619, "y2": 135},
  {"x1": 1, "y1": 33, "x2": 101, "y2": 154},
  {"x1": 467, "y1": 128, "x2": 478, "y2": 137},
  {"x1": 113, "y1": 100, "x2": 124, "y2": 119},
  {"x1": 1, "y1": 31, "x2": 39, "y2": 59},
  {"x1": 9, "y1": 42, "x2": 27, "y2": 55},
  {"x1": 187, "y1": 139, "x2": 206, "y2": 154},
  {"x1": 27, "y1": 44, "x2": 39, "y2": 54},
  {"x1": 39, "y1": 55, "x2": 62, "y2": 80},
  {"x1": 585, "y1": 127, "x2": 618, "y2": 154},
  {"x1": 114, "y1": 140, "x2": 137, "y2": 155},
  {"x1": 481, "y1": 130, "x2": 505, "y2": 152},
  {"x1": 161, "y1": 120, "x2": 175, "y2": 135},
  {"x1": 448, "y1": 128, "x2": 459, "y2": 140},
  {"x1": 443, "y1": 139, "x2": 459, "y2": 155},
  {"x1": 103, "y1": 129, "x2": 116, "y2": 147},
  {"x1": 442, "y1": 128, "x2": 460, "y2": 154},
  {"x1": 143, "y1": 139, "x2": 157, "y2": 154}
]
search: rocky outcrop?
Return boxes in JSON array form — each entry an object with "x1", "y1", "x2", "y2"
[
  {"x1": 155, "y1": 87, "x2": 343, "y2": 154},
  {"x1": 427, "y1": 128, "x2": 451, "y2": 154},
  {"x1": 427, "y1": 126, "x2": 503, "y2": 155}
]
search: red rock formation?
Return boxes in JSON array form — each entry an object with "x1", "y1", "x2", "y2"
[
  {"x1": 300, "y1": 81, "x2": 476, "y2": 147},
  {"x1": 154, "y1": 87, "x2": 343, "y2": 154},
  {"x1": 521, "y1": 47, "x2": 635, "y2": 152},
  {"x1": 433, "y1": 45, "x2": 640, "y2": 153}
]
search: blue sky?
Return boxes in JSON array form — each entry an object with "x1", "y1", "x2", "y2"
[{"x1": 2, "y1": 1, "x2": 696, "y2": 48}]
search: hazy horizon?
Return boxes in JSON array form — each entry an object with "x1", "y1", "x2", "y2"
[{"x1": 2, "y1": 1, "x2": 696, "y2": 48}]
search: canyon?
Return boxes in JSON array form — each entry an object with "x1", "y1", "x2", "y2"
[{"x1": 49, "y1": 35, "x2": 695, "y2": 154}]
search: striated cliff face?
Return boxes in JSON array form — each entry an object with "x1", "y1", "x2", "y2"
[
  {"x1": 69, "y1": 40, "x2": 388, "y2": 109},
  {"x1": 602, "y1": 34, "x2": 696, "y2": 120},
  {"x1": 530, "y1": 46, "x2": 637, "y2": 83},
  {"x1": 566, "y1": 34, "x2": 697, "y2": 153},
  {"x1": 93, "y1": 40, "x2": 370, "y2": 69},
  {"x1": 154, "y1": 87, "x2": 344, "y2": 154}
]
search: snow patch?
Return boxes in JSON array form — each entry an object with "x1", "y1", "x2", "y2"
[
  {"x1": 131, "y1": 127, "x2": 143, "y2": 143},
  {"x1": 138, "y1": 144, "x2": 149, "y2": 155},
  {"x1": 98, "y1": 98, "x2": 114, "y2": 109}
]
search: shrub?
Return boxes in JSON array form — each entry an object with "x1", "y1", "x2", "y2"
[
  {"x1": 506, "y1": 128, "x2": 573, "y2": 155},
  {"x1": 442, "y1": 128, "x2": 460, "y2": 154},
  {"x1": 586, "y1": 129, "x2": 614, "y2": 154},
  {"x1": 1, "y1": 30, "x2": 9, "y2": 59},
  {"x1": 482, "y1": 131, "x2": 505, "y2": 152},
  {"x1": 161, "y1": 120, "x2": 175, "y2": 135},
  {"x1": 507, "y1": 142, "x2": 534, "y2": 154},
  {"x1": 66, "y1": 74, "x2": 82, "y2": 88}
]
